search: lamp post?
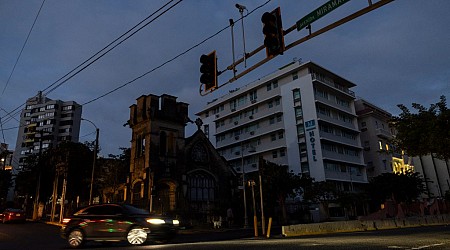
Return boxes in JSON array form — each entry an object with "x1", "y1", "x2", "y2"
[
  {"x1": 248, "y1": 179, "x2": 258, "y2": 237},
  {"x1": 241, "y1": 143, "x2": 255, "y2": 228},
  {"x1": 82, "y1": 118, "x2": 99, "y2": 205},
  {"x1": 259, "y1": 170, "x2": 266, "y2": 235},
  {"x1": 32, "y1": 130, "x2": 44, "y2": 220}
]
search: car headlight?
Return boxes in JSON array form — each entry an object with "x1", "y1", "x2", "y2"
[
  {"x1": 173, "y1": 219, "x2": 180, "y2": 225},
  {"x1": 147, "y1": 218, "x2": 166, "y2": 225}
]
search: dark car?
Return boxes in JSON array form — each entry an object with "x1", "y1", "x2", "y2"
[
  {"x1": 0, "y1": 208, "x2": 26, "y2": 223},
  {"x1": 60, "y1": 203, "x2": 179, "y2": 248}
]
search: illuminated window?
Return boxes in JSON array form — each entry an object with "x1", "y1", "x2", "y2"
[{"x1": 378, "y1": 140, "x2": 383, "y2": 150}]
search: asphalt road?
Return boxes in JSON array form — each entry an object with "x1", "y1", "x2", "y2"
[{"x1": 1, "y1": 221, "x2": 449, "y2": 249}]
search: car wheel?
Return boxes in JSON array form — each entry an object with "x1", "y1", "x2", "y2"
[
  {"x1": 126, "y1": 227, "x2": 148, "y2": 245},
  {"x1": 67, "y1": 229, "x2": 85, "y2": 248}
]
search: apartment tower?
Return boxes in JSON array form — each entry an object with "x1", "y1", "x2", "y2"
[{"x1": 197, "y1": 61, "x2": 367, "y2": 191}]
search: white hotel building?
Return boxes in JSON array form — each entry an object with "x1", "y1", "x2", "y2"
[{"x1": 196, "y1": 61, "x2": 367, "y2": 191}]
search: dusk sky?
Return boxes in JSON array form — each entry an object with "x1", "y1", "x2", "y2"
[{"x1": 1, "y1": 0, "x2": 449, "y2": 157}]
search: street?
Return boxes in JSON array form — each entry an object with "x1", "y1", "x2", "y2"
[{"x1": 1, "y1": 221, "x2": 450, "y2": 249}]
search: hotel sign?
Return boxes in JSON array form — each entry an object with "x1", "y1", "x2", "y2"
[
  {"x1": 305, "y1": 120, "x2": 318, "y2": 161},
  {"x1": 296, "y1": 0, "x2": 351, "y2": 31}
]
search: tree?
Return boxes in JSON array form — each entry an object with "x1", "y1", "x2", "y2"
[
  {"x1": 255, "y1": 159, "x2": 303, "y2": 224},
  {"x1": 14, "y1": 141, "x2": 93, "y2": 210},
  {"x1": 391, "y1": 95, "x2": 450, "y2": 160},
  {"x1": 366, "y1": 171, "x2": 426, "y2": 205},
  {"x1": 96, "y1": 148, "x2": 130, "y2": 202}
]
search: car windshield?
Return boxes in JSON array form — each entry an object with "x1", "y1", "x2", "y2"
[
  {"x1": 123, "y1": 204, "x2": 151, "y2": 215},
  {"x1": 6, "y1": 208, "x2": 23, "y2": 212}
]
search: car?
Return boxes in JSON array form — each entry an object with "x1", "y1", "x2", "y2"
[
  {"x1": 0, "y1": 208, "x2": 26, "y2": 223},
  {"x1": 60, "y1": 203, "x2": 179, "y2": 248}
]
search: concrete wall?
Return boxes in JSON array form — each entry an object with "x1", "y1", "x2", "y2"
[{"x1": 282, "y1": 214, "x2": 450, "y2": 237}]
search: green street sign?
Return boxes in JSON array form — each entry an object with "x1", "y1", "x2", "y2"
[{"x1": 296, "y1": 0, "x2": 351, "y2": 31}]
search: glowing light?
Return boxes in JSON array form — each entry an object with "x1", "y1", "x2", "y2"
[{"x1": 147, "y1": 218, "x2": 165, "y2": 225}]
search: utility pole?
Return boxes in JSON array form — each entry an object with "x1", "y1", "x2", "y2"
[
  {"x1": 32, "y1": 130, "x2": 44, "y2": 220},
  {"x1": 89, "y1": 127, "x2": 99, "y2": 205},
  {"x1": 82, "y1": 118, "x2": 99, "y2": 206},
  {"x1": 59, "y1": 156, "x2": 68, "y2": 224},
  {"x1": 259, "y1": 157, "x2": 266, "y2": 235}
]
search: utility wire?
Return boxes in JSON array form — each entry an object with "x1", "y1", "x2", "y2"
[
  {"x1": 1, "y1": 0, "x2": 180, "y2": 127},
  {"x1": 82, "y1": 0, "x2": 272, "y2": 106},
  {"x1": 2, "y1": 0, "x2": 271, "y2": 135},
  {"x1": 43, "y1": 0, "x2": 180, "y2": 95},
  {"x1": 1, "y1": 0, "x2": 46, "y2": 95}
]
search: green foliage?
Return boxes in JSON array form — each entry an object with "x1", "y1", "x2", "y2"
[
  {"x1": 391, "y1": 95, "x2": 450, "y2": 160},
  {"x1": 96, "y1": 148, "x2": 130, "y2": 202},
  {"x1": 14, "y1": 141, "x2": 93, "y2": 203},
  {"x1": 367, "y1": 171, "x2": 426, "y2": 204},
  {"x1": 0, "y1": 170, "x2": 12, "y2": 201}
]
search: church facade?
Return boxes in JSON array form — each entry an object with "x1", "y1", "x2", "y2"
[{"x1": 126, "y1": 94, "x2": 236, "y2": 224}]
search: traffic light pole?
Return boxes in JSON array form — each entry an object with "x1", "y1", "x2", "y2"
[{"x1": 201, "y1": 0, "x2": 394, "y2": 96}]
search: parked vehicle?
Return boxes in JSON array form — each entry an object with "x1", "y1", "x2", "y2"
[
  {"x1": 60, "y1": 203, "x2": 179, "y2": 248},
  {"x1": 0, "y1": 208, "x2": 26, "y2": 223}
]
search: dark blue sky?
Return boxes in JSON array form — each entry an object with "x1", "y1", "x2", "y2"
[{"x1": 1, "y1": 0, "x2": 449, "y2": 156}]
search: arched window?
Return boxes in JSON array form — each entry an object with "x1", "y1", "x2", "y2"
[
  {"x1": 160, "y1": 131, "x2": 167, "y2": 156},
  {"x1": 188, "y1": 171, "x2": 216, "y2": 202}
]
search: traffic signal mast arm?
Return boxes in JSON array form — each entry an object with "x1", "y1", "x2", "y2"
[{"x1": 200, "y1": 0, "x2": 394, "y2": 96}]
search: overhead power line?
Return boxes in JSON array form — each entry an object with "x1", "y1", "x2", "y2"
[
  {"x1": 82, "y1": 0, "x2": 272, "y2": 106},
  {"x1": 1, "y1": 0, "x2": 46, "y2": 96},
  {"x1": 0, "y1": 0, "x2": 181, "y2": 128},
  {"x1": 43, "y1": 0, "x2": 182, "y2": 95}
]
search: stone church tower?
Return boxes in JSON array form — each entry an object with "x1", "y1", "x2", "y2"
[
  {"x1": 127, "y1": 94, "x2": 188, "y2": 212},
  {"x1": 126, "y1": 94, "x2": 235, "y2": 224}
]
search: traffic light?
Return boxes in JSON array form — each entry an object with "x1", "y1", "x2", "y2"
[
  {"x1": 261, "y1": 7, "x2": 285, "y2": 58},
  {"x1": 200, "y1": 50, "x2": 217, "y2": 92}
]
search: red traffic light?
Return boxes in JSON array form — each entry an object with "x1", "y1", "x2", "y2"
[
  {"x1": 199, "y1": 51, "x2": 217, "y2": 92},
  {"x1": 261, "y1": 7, "x2": 285, "y2": 57}
]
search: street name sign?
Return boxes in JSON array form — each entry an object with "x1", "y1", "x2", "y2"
[{"x1": 296, "y1": 0, "x2": 351, "y2": 31}]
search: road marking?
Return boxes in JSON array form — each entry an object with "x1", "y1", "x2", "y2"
[{"x1": 411, "y1": 243, "x2": 445, "y2": 249}]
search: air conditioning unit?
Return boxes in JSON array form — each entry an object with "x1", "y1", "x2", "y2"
[
  {"x1": 231, "y1": 108, "x2": 236, "y2": 112},
  {"x1": 215, "y1": 114, "x2": 220, "y2": 118},
  {"x1": 250, "y1": 131, "x2": 255, "y2": 135},
  {"x1": 251, "y1": 99, "x2": 257, "y2": 104},
  {"x1": 234, "y1": 121, "x2": 238, "y2": 125},
  {"x1": 235, "y1": 136, "x2": 239, "y2": 140},
  {"x1": 249, "y1": 115, "x2": 254, "y2": 119},
  {"x1": 251, "y1": 164, "x2": 257, "y2": 168}
]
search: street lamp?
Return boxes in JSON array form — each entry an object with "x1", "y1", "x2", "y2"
[
  {"x1": 82, "y1": 118, "x2": 99, "y2": 205},
  {"x1": 241, "y1": 143, "x2": 255, "y2": 228},
  {"x1": 248, "y1": 179, "x2": 258, "y2": 237}
]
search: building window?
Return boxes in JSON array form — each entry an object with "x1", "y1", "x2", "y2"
[
  {"x1": 280, "y1": 149, "x2": 286, "y2": 157},
  {"x1": 204, "y1": 125, "x2": 209, "y2": 138},
  {"x1": 46, "y1": 104, "x2": 55, "y2": 110},
  {"x1": 378, "y1": 140, "x2": 383, "y2": 150},
  {"x1": 249, "y1": 90, "x2": 257, "y2": 101},
  {"x1": 295, "y1": 107, "x2": 303, "y2": 118},
  {"x1": 292, "y1": 73, "x2": 298, "y2": 80},
  {"x1": 271, "y1": 134, "x2": 276, "y2": 141},
  {"x1": 293, "y1": 89, "x2": 301, "y2": 101},
  {"x1": 272, "y1": 151, "x2": 278, "y2": 158},
  {"x1": 278, "y1": 131, "x2": 284, "y2": 139},
  {"x1": 268, "y1": 101, "x2": 273, "y2": 108},
  {"x1": 266, "y1": 83, "x2": 272, "y2": 91},
  {"x1": 361, "y1": 121, "x2": 366, "y2": 127},
  {"x1": 62, "y1": 105, "x2": 73, "y2": 111},
  {"x1": 276, "y1": 114, "x2": 282, "y2": 122},
  {"x1": 269, "y1": 117, "x2": 275, "y2": 124},
  {"x1": 272, "y1": 80, "x2": 278, "y2": 88}
]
